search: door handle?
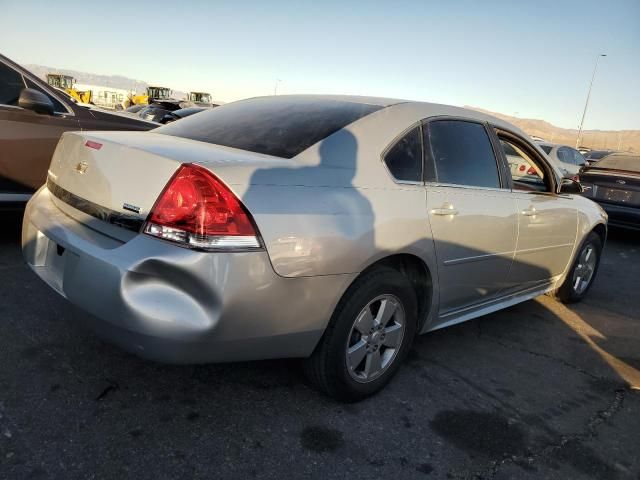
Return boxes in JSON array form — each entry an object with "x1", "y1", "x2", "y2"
[
  {"x1": 431, "y1": 203, "x2": 459, "y2": 216},
  {"x1": 522, "y1": 207, "x2": 537, "y2": 216}
]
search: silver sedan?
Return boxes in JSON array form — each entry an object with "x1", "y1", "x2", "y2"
[{"x1": 22, "y1": 95, "x2": 607, "y2": 400}]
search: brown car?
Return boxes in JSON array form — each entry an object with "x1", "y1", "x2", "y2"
[{"x1": 0, "y1": 53, "x2": 156, "y2": 207}]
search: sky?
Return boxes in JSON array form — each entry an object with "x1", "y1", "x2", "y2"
[{"x1": 1, "y1": 0, "x2": 638, "y2": 130}]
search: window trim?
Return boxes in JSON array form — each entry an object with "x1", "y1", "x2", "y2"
[
  {"x1": 421, "y1": 116, "x2": 509, "y2": 192},
  {"x1": 491, "y1": 127, "x2": 560, "y2": 195},
  {"x1": 379, "y1": 121, "x2": 424, "y2": 185}
]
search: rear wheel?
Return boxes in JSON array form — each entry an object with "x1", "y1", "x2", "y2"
[
  {"x1": 552, "y1": 232, "x2": 602, "y2": 303},
  {"x1": 305, "y1": 267, "x2": 417, "y2": 402}
]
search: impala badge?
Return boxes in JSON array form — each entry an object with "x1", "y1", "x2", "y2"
[
  {"x1": 122, "y1": 203, "x2": 141, "y2": 214},
  {"x1": 616, "y1": 180, "x2": 626, "y2": 185},
  {"x1": 74, "y1": 162, "x2": 88, "y2": 174}
]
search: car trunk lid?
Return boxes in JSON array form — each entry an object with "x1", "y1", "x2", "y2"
[
  {"x1": 47, "y1": 131, "x2": 289, "y2": 238},
  {"x1": 580, "y1": 169, "x2": 640, "y2": 207}
]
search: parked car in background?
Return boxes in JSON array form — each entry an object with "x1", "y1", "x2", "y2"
[
  {"x1": 537, "y1": 142, "x2": 587, "y2": 180},
  {"x1": 584, "y1": 149, "x2": 617, "y2": 165},
  {"x1": 0, "y1": 53, "x2": 155, "y2": 207},
  {"x1": 22, "y1": 95, "x2": 607, "y2": 400},
  {"x1": 580, "y1": 153, "x2": 640, "y2": 230},
  {"x1": 505, "y1": 140, "x2": 585, "y2": 183}
]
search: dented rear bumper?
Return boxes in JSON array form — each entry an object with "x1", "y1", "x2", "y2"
[{"x1": 22, "y1": 187, "x2": 355, "y2": 364}]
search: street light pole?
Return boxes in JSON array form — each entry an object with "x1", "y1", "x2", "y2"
[
  {"x1": 576, "y1": 54, "x2": 606, "y2": 148},
  {"x1": 274, "y1": 79, "x2": 282, "y2": 96}
]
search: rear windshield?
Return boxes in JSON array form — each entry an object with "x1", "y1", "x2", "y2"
[
  {"x1": 155, "y1": 97, "x2": 383, "y2": 158},
  {"x1": 586, "y1": 151, "x2": 611, "y2": 160},
  {"x1": 539, "y1": 145, "x2": 553, "y2": 154},
  {"x1": 591, "y1": 155, "x2": 640, "y2": 172}
]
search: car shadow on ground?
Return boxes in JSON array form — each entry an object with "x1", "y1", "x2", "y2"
[{"x1": 1, "y1": 213, "x2": 639, "y2": 479}]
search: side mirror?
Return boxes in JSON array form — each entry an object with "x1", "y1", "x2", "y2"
[
  {"x1": 18, "y1": 88, "x2": 54, "y2": 115},
  {"x1": 560, "y1": 178, "x2": 584, "y2": 194}
]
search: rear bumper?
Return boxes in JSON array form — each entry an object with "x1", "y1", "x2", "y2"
[
  {"x1": 22, "y1": 187, "x2": 356, "y2": 364},
  {"x1": 595, "y1": 201, "x2": 640, "y2": 230}
]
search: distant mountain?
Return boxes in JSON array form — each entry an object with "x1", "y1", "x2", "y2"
[
  {"x1": 26, "y1": 64, "x2": 187, "y2": 99},
  {"x1": 21, "y1": 64, "x2": 638, "y2": 149},
  {"x1": 467, "y1": 106, "x2": 639, "y2": 153}
]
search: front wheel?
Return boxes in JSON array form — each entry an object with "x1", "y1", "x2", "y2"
[
  {"x1": 551, "y1": 231, "x2": 602, "y2": 303},
  {"x1": 305, "y1": 267, "x2": 417, "y2": 402}
]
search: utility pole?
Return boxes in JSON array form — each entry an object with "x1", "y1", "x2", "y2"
[
  {"x1": 273, "y1": 79, "x2": 282, "y2": 96},
  {"x1": 576, "y1": 54, "x2": 606, "y2": 148}
]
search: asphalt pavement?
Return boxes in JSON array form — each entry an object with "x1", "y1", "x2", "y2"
[{"x1": 1, "y1": 210, "x2": 639, "y2": 480}]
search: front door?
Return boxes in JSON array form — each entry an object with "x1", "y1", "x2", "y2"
[{"x1": 496, "y1": 135, "x2": 578, "y2": 289}]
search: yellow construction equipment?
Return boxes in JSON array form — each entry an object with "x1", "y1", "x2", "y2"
[
  {"x1": 126, "y1": 86, "x2": 172, "y2": 107},
  {"x1": 46, "y1": 74, "x2": 92, "y2": 104}
]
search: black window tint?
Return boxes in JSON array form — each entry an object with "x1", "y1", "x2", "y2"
[
  {"x1": 24, "y1": 78, "x2": 68, "y2": 113},
  {"x1": 0, "y1": 62, "x2": 25, "y2": 106},
  {"x1": 156, "y1": 97, "x2": 383, "y2": 158},
  {"x1": 427, "y1": 120, "x2": 500, "y2": 188},
  {"x1": 383, "y1": 127, "x2": 422, "y2": 182},
  {"x1": 540, "y1": 145, "x2": 553, "y2": 154}
]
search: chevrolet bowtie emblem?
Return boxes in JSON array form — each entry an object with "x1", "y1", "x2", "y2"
[{"x1": 74, "y1": 162, "x2": 88, "y2": 174}]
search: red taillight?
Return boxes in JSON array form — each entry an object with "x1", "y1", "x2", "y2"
[
  {"x1": 518, "y1": 165, "x2": 526, "y2": 172},
  {"x1": 144, "y1": 164, "x2": 261, "y2": 250},
  {"x1": 526, "y1": 166, "x2": 537, "y2": 176},
  {"x1": 572, "y1": 175, "x2": 580, "y2": 182}
]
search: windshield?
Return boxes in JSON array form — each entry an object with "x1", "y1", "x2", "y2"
[
  {"x1": 148, "y1": 87, "x2": 170, "y2": 99},
  {"x1": 586, "y1": 151, "x2": 611, "y2": 160},
  {"x1": 590, "y1": 155, "x2": 640, "y2": 173},
  {"x1": 156, "y1": 96, "x2": 384, "y2": 158}
]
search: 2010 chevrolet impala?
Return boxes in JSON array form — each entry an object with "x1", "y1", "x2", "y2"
[{"x1": 22, "y1": 95, "x2": 607, "y2": 401}]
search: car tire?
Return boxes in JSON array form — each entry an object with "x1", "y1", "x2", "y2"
[
  {"x1": 551, "y1": 231, "x2": 602, "y2": 304},
  {"x1": 304, "y1": 266, "x2": 417, "y2": 402}
]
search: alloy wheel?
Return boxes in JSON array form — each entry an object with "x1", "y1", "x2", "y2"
[
  {"x1": 345, "y1": 294, "x2": 405, "y2": 383},
  {"x1": 573, "y1": 243, "x2": 597, "y2": 294}
]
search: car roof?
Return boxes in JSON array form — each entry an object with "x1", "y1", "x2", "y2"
[{"x1": 242, "y1": 94, "x2": 528, "y2": 133}]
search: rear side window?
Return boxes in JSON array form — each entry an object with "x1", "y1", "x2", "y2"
[
  {"x1": 426, "y1": 120, "x2": 500, "y2": 188},
  {"x1": 383, "y1": 126, "x2": 422, "y2": 182},
  {"x1": 557, "y1": 147, "x2": 574, "y2": 165},
  {"x1": 156, "y1": 97, "x2": 383, "y2": 158},
  {"x1": 0, "y1": 61, "x2": 25, "y2": 106}
]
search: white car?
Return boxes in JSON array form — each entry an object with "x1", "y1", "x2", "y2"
[{"x1": 537, "y1": 143, "x2": 587, "y2": 180}]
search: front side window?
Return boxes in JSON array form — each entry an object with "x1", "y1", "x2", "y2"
[
  {"x1": 426, "y1": 120, "x2": 500, "y2": 188},
  {"x1": 0, "y1": 61, "x2": 25, "y2": 106},
  {"x1": 24, "y1": 78, "x2": 68, "y2": 113},
  {"x1": 499, "y1": 137, "x2": 549, "y2": 192},
  {"x1": 383, "y1": 126, "x2": 422, "y2": 182}
]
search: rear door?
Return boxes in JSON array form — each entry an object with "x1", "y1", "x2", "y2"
[
  {"x1": 494, "y1": 131, "x2": 577, "y2": 289},
  {"x1": 423, "y1": 119, "x2": 519, "y2": 317},
  {"x1": 0, "y1": 59, "x2": 79, "y2": 192}
]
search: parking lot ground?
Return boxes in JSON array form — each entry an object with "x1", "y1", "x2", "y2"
[{"x1": 1, "y1": 210, "x2": 639, "y2": 480}]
